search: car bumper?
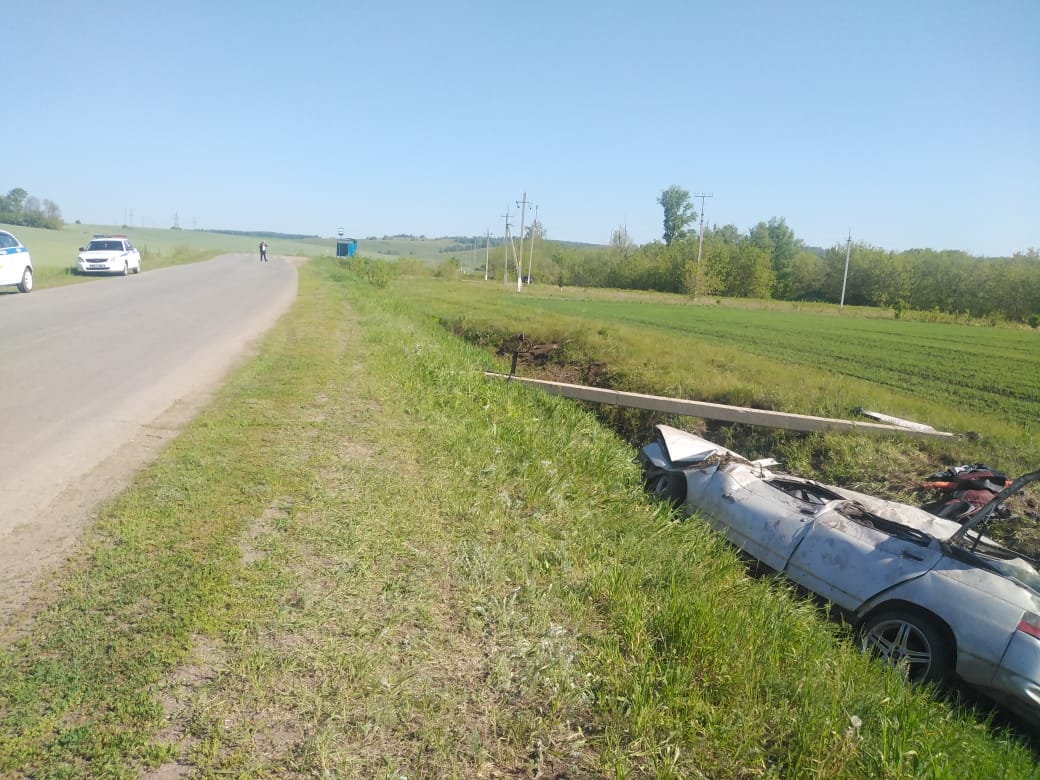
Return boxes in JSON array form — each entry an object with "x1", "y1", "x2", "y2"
[
  {"x1": 77, "y1": 261, "x2": 122, "y2": 273},
  {"x1": 977, "y1": 672, "x2": 1040, "y2": 728},
  {"x1": 982, "y1": 632, "x2": 1040, "y2": 728}
]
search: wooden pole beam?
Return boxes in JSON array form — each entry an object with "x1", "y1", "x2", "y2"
[{"x1": 484, "y1": 373, "x2": 957, "y2": 440}]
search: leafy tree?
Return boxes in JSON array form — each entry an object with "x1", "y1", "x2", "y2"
[
  {"x1": 694, "y1": 233, "x2": 735, "y2": 296},
  {"x1": 525, "y1": 220, "x2": 546, "y2": 242},
  {"x1": 823, "y1": 244, "x2": 856, "y2": 305},
  {"x1": 658, "y1": 185, "x2": 695, "y2": 245},
  {"x1": 820, "y1": 242, "x2": 891, "y2": 307},
  {"x1": 610, "y1": 225, "x2": 634, "y2": 262},
  {"x1": 665, "y1": 238, "x2": 698, "y2": 294},
  {"x1": 786, "y1": 249, "x2": 827, "y2": 301},
  {"x1": 710, "y1": 223, "x2": 743, "y2": 246},
  {"x1": 721, "y1": 243, "x2": 773, "y2": 298},
  {"x1": 747, "y1": 218, "x2": 802, "y2": 299},
  {"x1": 747, "y1": 221, "x2": 774, "y2": 255},
  {"x1": 1, "y1": 187, "x2": 63, "y2": 229},
  {"x1": 23, "y1": 196, "x2": 45, "y2": 227},
  {"x1": 43, "y1": 199, "x2": 63, "y2": 226},
  {"x1": 506, "y1": 224, "x2": 1039, "y2": 322},
  {"x1": 1, "y1": 187, "x2": 28, "y2": 220},
  {"x1": 766, "y1": 218, "x2": 801, "y2": 298}
]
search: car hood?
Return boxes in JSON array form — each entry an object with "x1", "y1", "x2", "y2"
[{"x1": 80, "y1": 250, "x2": 126, "y2": 259}]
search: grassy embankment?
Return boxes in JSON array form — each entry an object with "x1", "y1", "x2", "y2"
[{"x1": 1, "y1": 258, "x2": 1037, "y2": 777}]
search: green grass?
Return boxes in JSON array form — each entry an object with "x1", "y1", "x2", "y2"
[{"x1": 1, "y1": 259, "x2": 1037, "y2": 777}]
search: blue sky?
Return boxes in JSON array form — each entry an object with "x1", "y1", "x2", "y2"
[{"x1": 6, "y1": 0, "x2": 1038, "y2": 255}]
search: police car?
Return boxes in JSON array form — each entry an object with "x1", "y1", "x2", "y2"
[
  {"x1": 0, "y1": 229, "x2": 33, "y2": 293},
  {"x1": 75, "y1": 235, "x2": 142, "y2": 275}
]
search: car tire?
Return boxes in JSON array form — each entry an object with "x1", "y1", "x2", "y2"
[
  {"x1": 133, "y1": 262, "x2": 141, "y2": 274},
  {"x1": 860, "y1": 609, "x2": 953, "y2": 684},
  {"x1": 122, "y1": 261, "x2": 129, "y2": 276},
  {"x1": 17, "y1": 267, "x2": 33, "y2": 293}
]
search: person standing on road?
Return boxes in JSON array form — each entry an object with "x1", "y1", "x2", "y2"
[{"x1": 259, "y1": 241, "x2": 268, "y2": 262}]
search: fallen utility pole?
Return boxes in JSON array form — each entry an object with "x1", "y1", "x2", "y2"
[{"x1": 484, "y1": 373, "x2": 957, "y2": 440}]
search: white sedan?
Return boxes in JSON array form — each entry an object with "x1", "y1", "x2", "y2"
[
  {"x1": 75, "y1": 235, "x2": 141, "y2": 276},
  {"x1": 0, "y1": 229, "x2": 33, "y2": 293}
]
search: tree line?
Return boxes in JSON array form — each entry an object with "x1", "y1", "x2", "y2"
[
  {"x1": 0, "y1": 187, "x2": 64, "y2": 230},
  {"x1": 535, "y1": 186, "x2": 1039, "y2": 326}
]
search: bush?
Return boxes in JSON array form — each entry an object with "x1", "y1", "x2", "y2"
[
  {"x1": 364, "y1": 259, "x2": 395, "y2": 288},
  {"x1": 434, "y1": 258, "x2": 461, "y2": 280}
]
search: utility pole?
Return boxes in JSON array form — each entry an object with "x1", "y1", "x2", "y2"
[
  {"x1": 515, "y1": 192, "x2": 529, "y2": 291},
  {"x1": 510, "y1": 233, "x2": 523, "y2": 288},
  {"x1": 840, "y1": 230, "x2": 852, "y2": 311},
  {"x1": 502, "y1": 207, "x2": 512, "y2": 287},
  {"x1": 692, "y1": 193, "x2": 713, "y2": 296},
  {"x1": 484, "y1": 228, "x2": 491, "y2": 281},
  {"x1": 526, "y1": 203, "x2": 539, "y2": 283}
]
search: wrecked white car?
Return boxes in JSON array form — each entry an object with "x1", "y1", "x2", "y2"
[{"x1": 638, "y1": 424, "x2": 1040, "y2": 727}]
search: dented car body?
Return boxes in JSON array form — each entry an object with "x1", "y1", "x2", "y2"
[{"x1": 638, "y1": 424, "x2": 1040, "y2": 727}]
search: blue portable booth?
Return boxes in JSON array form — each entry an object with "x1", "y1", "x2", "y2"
[{"x1": 336, "y1": 238, "x2": 358, "y2": 258}]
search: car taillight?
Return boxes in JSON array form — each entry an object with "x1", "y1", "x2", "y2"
[{"x1": 1016, "y1": 612, "x2": 1040, "y2": 640}]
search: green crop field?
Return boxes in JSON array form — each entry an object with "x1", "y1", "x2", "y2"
[{"x1": 519, "y1": 297, "x2": 1040, "y2": 429}]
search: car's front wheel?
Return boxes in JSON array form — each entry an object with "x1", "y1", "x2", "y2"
[
  {"x1": 18, "y1": 267, "x2": 33, "y2": 293},
  {"x1": 861, "y1": 609, "x2": 953, "y2": 684},
  {"x1": 122, "y1": 261, "x2": 129, "y2": 276}
]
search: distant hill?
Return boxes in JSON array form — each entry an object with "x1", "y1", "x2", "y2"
[
  {"x1": 209, "y1": 229, "x2": 320, "y2": 240},
  {"x1": 353, "y1": 235, "x2": 606, "y2": 267}
]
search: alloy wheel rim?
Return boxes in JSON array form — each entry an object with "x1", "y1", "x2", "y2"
[{"x1": 864, "y1": 619, "x2": 933, "y2": 680}]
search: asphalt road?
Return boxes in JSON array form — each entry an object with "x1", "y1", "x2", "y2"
[{"x1": 0, "y1": 253, "x2": 298, "y2": 620}]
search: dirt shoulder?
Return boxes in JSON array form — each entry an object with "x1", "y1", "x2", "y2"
[{"x1": 0, "y1": 256, "x2": 305, "y2": 639}]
